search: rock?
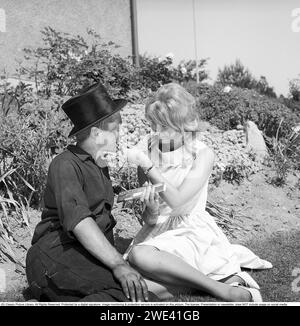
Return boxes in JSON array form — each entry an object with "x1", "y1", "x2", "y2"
[
  {"x1": 292, "y1": 124, "x2": 300, "y2": 134},
  {"x1": 0, "y1": 268, "x2": 6, "y2": 293},
  {"x1": 236, "y1": 124, "x2": 244, "y2": 130},
  {"x1": 223, "y1": 86, "x2": 232, "y2": 93},
  {"x1": 244, "y1": 120, "x2": 268, "y2": 161}
]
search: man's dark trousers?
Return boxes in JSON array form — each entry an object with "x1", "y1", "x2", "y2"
[{"x1": 26, "y1": 229, "x2": 128, "y2": 302}]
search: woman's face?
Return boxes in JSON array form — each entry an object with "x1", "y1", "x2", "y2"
[{"x1": 152, "y1": 123, "x2": 181, "y2": 143}]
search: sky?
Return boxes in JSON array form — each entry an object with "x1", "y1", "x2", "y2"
[{"x1": 136, "y1": 0, "x2": 300, "y2": 96}]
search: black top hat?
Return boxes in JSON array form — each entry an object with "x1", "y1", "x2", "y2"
[{"x1": 62, "y1": 83, "x2": 127, "y2": 137}]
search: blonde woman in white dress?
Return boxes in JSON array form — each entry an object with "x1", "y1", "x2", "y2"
[{"x1": 125, "y1": 83, "x2": 272, "y2": 302}]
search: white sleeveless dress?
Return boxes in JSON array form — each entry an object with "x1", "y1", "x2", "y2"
[{"x1": 124, "y1": 134, "x2": 272, "y2": 280}]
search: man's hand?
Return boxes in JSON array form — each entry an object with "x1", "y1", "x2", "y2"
[
  {"x1": 112, "y1": 263, "x2": 149, "y2": 302},
  {"x1": 73, "y1": 218, "x2": 149, "y2": 302}
]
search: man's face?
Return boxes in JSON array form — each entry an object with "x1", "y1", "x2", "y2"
[
  {"x1": 94, "y1": 112, "x2": 122, "y2": 153},
  {"x1": 106, "y1": 120, "x2": 121, "y2": 142}
]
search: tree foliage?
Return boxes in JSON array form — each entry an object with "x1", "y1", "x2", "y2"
[{"x1": 216, "y1": 59, "x2": 276, "y2": 98}]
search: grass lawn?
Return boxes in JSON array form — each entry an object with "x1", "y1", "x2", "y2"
[
  {"x1": 1, "y1": 231, "x2": 299, "y2": 303},
  {"x1": 170, "y1": 230, "x2": 300, "y2": 302},
  {"x1": 246, "y1": 231, "x2": 300, "y2": 302}
]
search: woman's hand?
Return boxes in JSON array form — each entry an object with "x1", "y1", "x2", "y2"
[
  {"x1": 140, "y1": 182, "x2": 160, "y2": 218},
  {"x1": 126, "y1": 148, "x2": 153, "y2": 169}
]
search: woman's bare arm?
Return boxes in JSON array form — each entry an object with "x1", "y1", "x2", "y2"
[
  {"x1": 147, "y1": 147, "x2": 215, "y2": 209},
  {"x1": 137, "y1": 167, "x2": 159, "y2": 225}
]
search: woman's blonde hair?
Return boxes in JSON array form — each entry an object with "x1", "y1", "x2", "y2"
[{"x1": 145, "y1": 83, "x2": 199, "y2": 133}]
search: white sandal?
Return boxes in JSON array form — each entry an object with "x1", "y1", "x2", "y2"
[
  {"x1": 230, "y1": 282, "x2": 263, "y2": 302},
  {"x1": 235, "y1": 271, "x2": 260, "y2": 290}
]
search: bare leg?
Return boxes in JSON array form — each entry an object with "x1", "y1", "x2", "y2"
[
  {"x1": 220, "y1": 275, "x2": 247, "y2": 285},
  {"x1": 144, "y1": 274, "x2": 248, "y2": 301},
  {"x1": 143, "y1": 278, "x2": 190, "y2": 301},
  {"x1": 128, "y1": 245, "x2": 252, "y2": 302}
]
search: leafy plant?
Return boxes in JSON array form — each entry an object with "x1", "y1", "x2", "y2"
[
  {"x1": 216, "y1": 59, "x2": 276, "y2": 98},
  {"x1": 0, "y1": 96, "x2": 70, "y2": 207},
  {"x1": 138, "y1": 55, "x2": 209, "y2": 89},
  {"x1": 189, "y1": 83, "x2": 300, "y2": 139},
  {"x1": 17, "y1": 26, "x2": 210, "y2": 103},
  {"x1": 0, "y1": 80, "x2": 35, "y2": 116},
  {"x1": 266, "y1": 120, "x2": 300, "y2": 186},
  {"x1": 18, "y1": 27, "x2": 139, "y2": 98},
  {"x1": 255, "y1": 76, "x2": 277, "y2": 98},
  {"x1": 0, "y1": 169, "x2": 33, "y2": 264},
  {"x1": 289, "y1": 77, "x2": 300, "y2": 102},
  {"x1": 176, "y1": 59, "x2": 209, "y2": 83},
  {"x1": 222, "y1": 163, "x2": 249, "y2": 185},
  {"x1": 216, "y1": 59, "x2": 256, "y2": 90}
]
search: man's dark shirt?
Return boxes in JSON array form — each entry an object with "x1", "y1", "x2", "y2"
[{"x1": 32, "y1": 145, "x2": 116, "y2": 245}]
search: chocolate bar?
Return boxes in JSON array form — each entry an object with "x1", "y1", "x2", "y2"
[{"x1": 117, "y1": 183, "x2": 166, "y2": 203}]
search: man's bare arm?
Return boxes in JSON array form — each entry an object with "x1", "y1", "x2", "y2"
[{"x1": 73, "y1": 217, "x2": 149, "y2": 302}]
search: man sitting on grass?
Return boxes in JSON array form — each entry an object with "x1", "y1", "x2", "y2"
[{"x1": 26, "y1": 83, "x2": 154, "y2": 302}]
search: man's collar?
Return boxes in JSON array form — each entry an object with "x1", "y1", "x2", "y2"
[{"x1": 67, "y1": 145, "x2": 94, "y2": 162}]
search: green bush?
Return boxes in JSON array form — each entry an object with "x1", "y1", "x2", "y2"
[
  {"x1": 222, "y1": 163, "x2": 250, "y2": 185},
  {"x1": 0, "y1": 95, "x2": 70, "y2": 207},
  {"x1": 187, "y1": 82, "x2": 300, "y2": 139},
  {"x1": 271, "y1": 126, "x2": 300, "y2": 182},
  {"x1": 216, "y1": 59, "x2": 276, "y2": 98},
  {"x1": 216, "y1": 59, "x2": 255, "y2": 90},
  {"x1": 289, "y1": 77, "x2": 300, "y2": 102},
  {"x1": 0, "y1": 81, "x2": 34, "y2": 116},
  {"x1": 18, "y1": 27, "x2": 209, "y2": 102},
  {"x1": 279, "y1": 97, "x2": 300, "y2": 115},
  {"x1": 18, "y1": 27, "x2": 140, "y2": 99},
  {"x1": 185, "y1": 82, "x2": 300, "y2": 173}
]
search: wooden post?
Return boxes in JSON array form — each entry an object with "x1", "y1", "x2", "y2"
[{"x1": 130, "y1": 0, "x2": 140, "y2": 68}]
